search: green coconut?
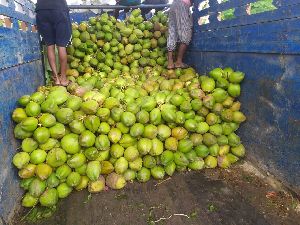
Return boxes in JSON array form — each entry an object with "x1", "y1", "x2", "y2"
[
  {"x1": 47, "y1": 173, "x2": 60, "y2": 188},
  {"x1": 165, "y1": 162, "x2": 176, "y2": 176},
  {"x1": 57, "y1": 183, "x2": 73, "y2": 198},
  {"x1": 18, "y1": 164, "x2": 36, "y2": 179},
  {"x1": 39, "y1": 138, "x2": 59, "y2": 151},
  {"x1": 88, "y1": 176, "x2": 106, "y2": 193},
  {"x1": 35, "y1": 163, "x2": 52, "y2": 180},
  {"x1": 29, "y1": 178, "x2": 46, "y2": 198},
  {"x1": 106, "y1": 173, "x2": 126, "y2": 189},
  {"x1": 61, "y1": 133, "x2": 80, "y2": 154},
  {"x1": 22, "y1": 193, "x2": 38, "y2": 208},
  {"x1": 13, "y1": 152, "x2": 30, "y2": 169},
  {"x1": 21, "y1": 138, "x2": 38, "y2": 153},
  {"x1": 86, "y1": 161, "x2": 101, "y2": 181},
  {"x1": 66, "y1": 172, "x2": 81, "y2": 187},
  {"x1": 137, "y1": 167, "x2": 151, "y2": 183},
  {"x1": 123, "y1": 169, "x2": 136, "y2": 181},
  {"x1": 12, "y1": 108, "x2": 27, "y2": 123},
  {"x1": 75, "y1": 176, "x2": 90, "y2": 191},
  {"x1": 56, "y1": 164, "x2": 72, "y2": 180},
  {"x1": 39, "y1": 113, "x2": 56, "y2": 128},
  {"x1": 39, "y1": 188, "x2": 58, "y2": 207},
  {"x1": 151, "y1": 166, "x2": 165, "y2": 180},
  {"x1": 33, "y1": 127, "x2": 50, "y2": 144}
]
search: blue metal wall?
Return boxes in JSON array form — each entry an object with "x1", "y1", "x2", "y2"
[
  {"x1": 0, "y1": 0, "x2": 299, "y2": 223},
  {"x1": 187, "y1": 0, "x2": 300, "y2": 194},
  {"x1": 70, "y1": 11, "x2": 97, "y2": 24},
  {"x1": 0, "y1": 0, "x2": 44, "y2": 223}
]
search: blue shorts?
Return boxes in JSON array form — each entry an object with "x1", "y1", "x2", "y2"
[{"x1": 36, "y1": 9, "x2": 72, "y2": 47}]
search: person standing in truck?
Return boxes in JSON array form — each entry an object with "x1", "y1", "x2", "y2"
[
  {"x1": 36, "y1": 0, "x2": 72, "y2": 86},
  {"x1": 141, "y1": 0, "x2": 168, "y2": 19},
  {"x1": 114, "y1": 0, "x2": 141, "y2": 19},
  {"x1": 167, "y1": 0, "x2": 193, "y2": 69}
]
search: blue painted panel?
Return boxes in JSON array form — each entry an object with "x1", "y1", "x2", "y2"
[
  {"x1": 198, "y1": 0, "x2": 259, "y2": 17},
  {"x1": 191, "y1": 17, "x2": 300, "y2": 54},
  {"x1": 0, "y1": 1, "x2": 44, "y2": 223},
  {"x1": 195, "y1": 3, "x2": 300, "y2": 30},
  {"x1": 192, "y1": 0, "x2": 300, "y2": 54},
  {"x1": 0, "y1": 0, "x2": 36, "y2": 24},
  {"x1": 0, "y1": 26, "x2": 41, "y2": 69},
  {"x1": 186, "y1": 51, "x2": 300, "y2": 194},
  {"x1": 197, "y1": 0, "x2": 300, "y2": 18},
  {"x1": 0, "y1": 0, "x2": 40, "y2": 70},
  {"x1": 190, "y1": 0, "x2": 300, "y2": 193},
  {"x1": 70, "y1": 11, "x2": 97, "y2": 24},
  {"x1": 0, "y1": 61, "x2": 44, "y2": 224}
]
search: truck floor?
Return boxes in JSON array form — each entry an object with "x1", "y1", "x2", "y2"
[{"x1": 17, "y1": 162, "x2": 300, "y2": 225}]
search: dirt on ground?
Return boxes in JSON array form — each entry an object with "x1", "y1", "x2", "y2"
[{"x1": 15, "y1": 161, "x2": 300, "y2": 225}]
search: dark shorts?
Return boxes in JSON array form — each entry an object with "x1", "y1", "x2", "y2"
[{"x1": 36, "y1": 9, "x2": 72, "y2": 47}]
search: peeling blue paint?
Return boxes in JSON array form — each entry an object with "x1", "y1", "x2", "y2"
[
  {"x1": 70, "y1": 11, "x2": 97, "y2": 24},
  {"x1": 192, "y1": 0, "x2": 300, "y2": 54},
  {"x1": 0, "y1": 0, "x2": 41, "y2": 70},
  {"x1": 0, "y1": 61, "x2": 44, "y2": 223},
  {"x1": 0, "y1": 0, "x2": 44, "y2": 224}
]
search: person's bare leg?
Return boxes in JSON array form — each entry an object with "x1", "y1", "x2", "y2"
[
  {"x1": 114, "y1": 9, "x2": 120, "y2": 19},
  {"x1": 167, "y1": 51, "x2": 175, "y2": 69},
  {"x1": 175, "y1": 43, "x2": 188, "y2": 68},
  {"x1": 47, "y1": 45, "x2": 60, "y2": 85},
  {"x1": 57, "y1": 46, "x2": 69, "y2": 86}
]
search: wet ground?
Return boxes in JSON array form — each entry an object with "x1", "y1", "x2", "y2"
[{"x1": 16, "y1": 162, "x2": 300, "y2": 225}]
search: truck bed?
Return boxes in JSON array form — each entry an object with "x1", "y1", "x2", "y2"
[{"x1": 17, "y1": 162, "x2": 300, "y2": 225}]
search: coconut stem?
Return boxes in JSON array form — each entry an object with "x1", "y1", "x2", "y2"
[
  {"x1": 154, "y1": 177, "x2": 171, "y2": 187},
  {"x1": 153, "y1": 213, "x2": 190, "y2": 223},
  {"x1": 21, "y1": 205, "x2": 37, "y2": 221}
]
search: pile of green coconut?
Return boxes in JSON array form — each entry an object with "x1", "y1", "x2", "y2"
[{"x1": 11, "y1": 9, "x2": 246, "y2": 209}]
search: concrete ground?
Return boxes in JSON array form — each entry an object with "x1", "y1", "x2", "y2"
[{"x1": 16, "y1": 162, "x2": 300, "y2": 225}]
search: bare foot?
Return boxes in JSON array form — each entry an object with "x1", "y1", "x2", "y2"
[
  {"x1": 52, "y1": 72, "x2": 60, "y2": 86},
  {"x1": 174, "y1": 62, "x2": 189, "y2": 69},
  {"x1": 59, "y1": 75, "x2": 70, "y2": 87},
  {"x1": 167, "y1": 63, "x2": 175, "y2": 70}
]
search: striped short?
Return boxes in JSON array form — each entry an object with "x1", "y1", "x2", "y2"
[{"x1": 167, "y1": 0, "x2": 193, "y2": 51}]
